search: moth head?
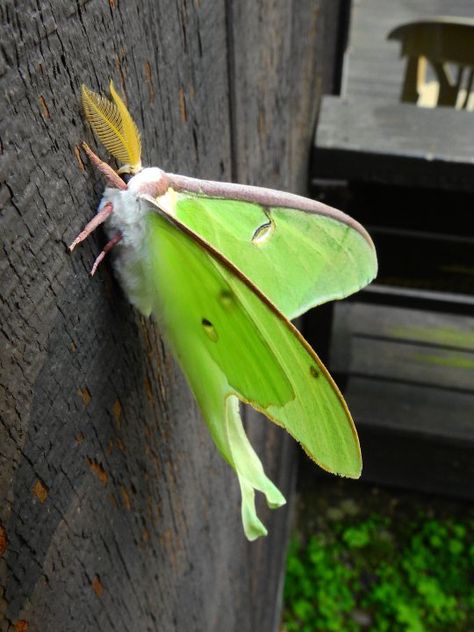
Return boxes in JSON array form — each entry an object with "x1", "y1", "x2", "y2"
[{"x1": 81, "y1": 81, "x2": 143, "y2": 175}]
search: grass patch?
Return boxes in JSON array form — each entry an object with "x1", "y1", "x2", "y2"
[{"x1": 283, "y1": 481, "x2": 474, "y2": 632}]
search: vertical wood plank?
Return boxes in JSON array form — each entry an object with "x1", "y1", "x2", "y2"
[
  {"x1": 1, "y1": 2, "x2": 244, "y2": 630},
  {"x1": 1, "y1": 1, "x2": 338, "y2": 630},
  {"x1": 227, "y1": 2, "x2": 338, "y2": 629}
]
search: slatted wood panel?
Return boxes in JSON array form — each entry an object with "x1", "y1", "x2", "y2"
[
  {"x1": 345, "y1": 377, "x2": 474, "y2": 440},
  {"x1": 0, "y1": 2, "x2": 335, "y2": 631},
  {"x1": 327, "y1": 301, "x2": 474, "y2": 498},
  {"x1": 310, "y1": 184, "x2": 474, "y2": 301},
  {"x1": 309, "y1": 0, "x2": 474, "y2": 500},
  {"x1": 313, "y1": 0, "x2": 474, "y2": 190},
  {"x1": 344, "y1": 0, "x2": 474, "y2": 101},
  {"x1": 370, "y1": 230, "x2": 474, "y2": 296},
  {"x1": 313, "y1": 96, "x2": 474, "y2": 190},
  {"x1": 332, "y1": 303, "x2": 474, "y2": 389}
]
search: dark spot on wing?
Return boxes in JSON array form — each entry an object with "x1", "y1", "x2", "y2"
[
  {"x1": 202, "y1": 318, "x2": 218, "y2": 341},
  {"x1": 310, "y1": 365, "x2": 319, "y2": 379},
  {"x1": 219, "y1": 288, "x2": 234, "y2": 308},
  {"x1": 251, "y1": 209, "x2": 275, "y2": 245}
]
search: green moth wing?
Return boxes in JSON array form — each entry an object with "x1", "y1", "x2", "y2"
[
  {"x1": 76, "y1": 82, "x2": 376, "y2": 540},
  {"x1": 144, "y1": 206, "x2": 361, "y2": 538},
  {"x1": 150, "y1": 180, "x2": 377, "y2": 320}
]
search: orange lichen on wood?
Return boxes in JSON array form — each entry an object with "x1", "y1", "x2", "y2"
[
  {"x1": 91, "y1": 575, "x2": 103, "y2": 597},
  {"x1": 144, "y1": 61, "x2": 156, "y2": 104},
  {"x1": 114, "y1": 50, "x2": 127, "y2": 95},
  {"x1": 112, "y1": 399, "x2": 122, "y2": 426},
  {"x1": 33, "y1": 479, "x2": 48, "y2": 503},
  {"x1": 0, "y1": 524, "x2": 7, "y2": 556},
  {"x1": 160, "y1": 528, "x2": 179, "y2": 570},
  {"x1": 73, "y1": 145, "x2": 85, "y2": 172},
  {"x1": 15, "y1": 621, "x2": 29, "y2": 632},
  {"x1": 79, "y1": 386, "x2": 91, "y2": 407},
  {"x1": 178, "y1": 87, "x2": 188, "y2": 123},
  {"x1": 120, "y1": 486, "x2": 131, "y2": 511},
  {"x1": 115, "y1": 437, "x2": 127, "y2": 453},
  {"x1": 144, "y1": 376, "x2": 153, "y2": 402},
  {"x1": 38, "y1": 95, "x2": 50, "y2": 119},
  {"x1": 258, "y1": 108, "x2": 266, "y2": 136},
  {"x1": 86, "y1": 458, "x2": 109, "y2": 485}
]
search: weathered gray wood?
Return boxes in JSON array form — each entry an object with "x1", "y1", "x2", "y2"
[
  {"x1": 334, "y1": 333, "x2": 474, "y2": 388},
  {"x1": 357, "y1": 422, "x2": 474, "y2": 500},
  {"x1": 313, "y1": 0, "x2": 474, "y2": 189},
  {"x1": 300, "y1": 419, "x2": 474, "y2": 500},
  {"x1": 344, "y1": 0, "x2": 474, "y2": 102},
  {"x1": 0, "y1": 1, "x2": 332, "y2": 631},
  {"x1": 308, "y1": 0, "x2": 474, "y2": 503},
  {"x1": 227, "y1": 3, "x2": 338, "y2": 630},
  {"x1": 228, "y1": 0, "x2": 341, "y2": 193},
  {"x1": 344, "y1": 377, "x2": 474, "y2": 440},
  {"x1": 313, "y1": 96, "x2": 474, "y2": 189},
  {"x1": 332, "y1": 302, "x2": 474, "y2": 351},
  {"x1": 331, "y1": 302, "x2": 474, "y2": 390},
  {"x1": 331, "y1": 300, "x2": 474, "y2": 391},
  {"x1": 317, "y1": 298, "x2": 474, "y2": 499},
  {"x1": 358, "y1": 285, "x2": 474, "y2": 316},
  {"x1": 330, "y1": 300, "x2": 474, "y2": 391}
]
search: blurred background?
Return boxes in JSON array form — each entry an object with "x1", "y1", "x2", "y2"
[{"x1": 285, "y1": 0, "x2": 474, "y2": 630}]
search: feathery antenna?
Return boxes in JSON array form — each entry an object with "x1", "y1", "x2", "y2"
[{"x1": 81, "y1": 82, "x2": 142, "y2": 174}]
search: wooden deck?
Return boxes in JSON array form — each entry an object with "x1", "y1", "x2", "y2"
[
  {"x1": 304, "y1": 289, "x2": 474, "y2": 500},
  {"x1": 344, "y1": 0, "x2": 474, "y2": 101},
  {"x1": 314, "y1": 96, "x2": 474, "y2": 190},
  {"x1": 329, "y1": 299, "x2": 474, "y2": 499},
  {"x1": 307, "y1": 0, "x2": 474, "y2": 499},
  {"x1": 312, "y1": 0, "x2": 474, "y2": 190}
]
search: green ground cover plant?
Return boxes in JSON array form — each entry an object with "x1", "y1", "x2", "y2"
[{"x1": 283, "y1": 482, "x2": 474, "y2": 631}]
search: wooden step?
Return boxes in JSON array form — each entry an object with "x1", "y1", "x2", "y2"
[
  {"x1": 303, "y1": 295, "x2": 474, "y2": 499},
  {"x1": 312, "y1": 96, "x2": 474, "y2": 190}
]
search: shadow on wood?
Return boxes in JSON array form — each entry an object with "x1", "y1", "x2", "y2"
[{"x1": 0, "y1": 1, "x2": 340, "y2": 631}]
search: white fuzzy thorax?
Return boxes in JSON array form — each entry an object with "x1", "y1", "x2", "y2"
[{"x1": 100, "y1": 167, "x2": 168, "y2": 316}]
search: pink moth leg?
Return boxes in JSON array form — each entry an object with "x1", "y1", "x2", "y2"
[
  {"x1": 90, "y1": 231, "x2": 123, "y2": 276},
  {"x1": 69, "y1": 143, "x2": 125, "y2": 274},
  {"x1": 81, "y1": 142, "x2": 127, "y2": 190},
  {"x1": 69, "y1": 201, "x2": 113, "y2": 251}
]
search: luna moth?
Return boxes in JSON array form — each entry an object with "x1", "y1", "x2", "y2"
[{"x1": 70, "y1": 81, "x2": 377, "y2": 540}]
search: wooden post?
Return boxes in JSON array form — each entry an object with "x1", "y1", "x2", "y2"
[{"x1": 0, "y1": 1, "x2": 339, "y2": 629}]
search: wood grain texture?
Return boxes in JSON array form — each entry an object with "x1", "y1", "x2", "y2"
[
  {"x1": 331, "y1": 305, "x2": 474, "y2": 391},
  {"x1": 299, "y1": 421, "x2": 474, "y2": 500},
  {"x1": 227, "y1": 3, "x2": 340, "y2": 629},
  {"x1": 331, "y1": 301, "x2": 474, "y2": 422},
  {"x1": 0, "y1": 1, "x2": 330, "y2": 630},
  {"x1": 321, "y1": 299, "x2": 474, "y2": 500},
  {"x1": 345, "y1": 377, "x2": 474, "y2": 440}
]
